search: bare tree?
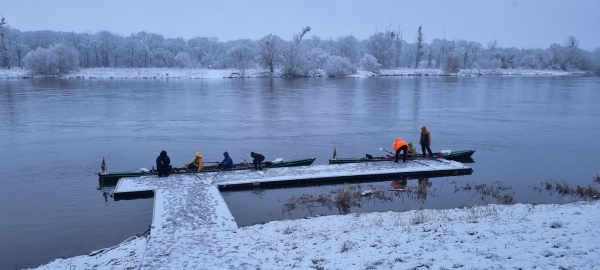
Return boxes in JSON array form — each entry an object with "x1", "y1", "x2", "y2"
[
  {"x1": 293, "y1": 26, "x2": 311, "y2": 43},
  {"x1": 283, "y1": 27, "x2": 311, "y2": 76},
  {"x1": 443, "y1": 54, "x2": 460, "y2": 73},
  {"x1": 415, "y1": 26, "x2": 424, "y2": 68},
  {"x1": 258, "y1": 34, "x2": 283, "y2": 72}
]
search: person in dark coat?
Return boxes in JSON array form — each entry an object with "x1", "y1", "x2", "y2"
[
  {"x1": 218, "y1": 151, "x2": 233, "y2": 169},
  {"x1": 156, "y1": 150, "x2": 172, "y2": 177},
  {"x1": 419, "y1": 126, "x2": 434, "y2": 158},
  {"x1": 250, "y1": 152, "x2": 265, "y2": 170}
]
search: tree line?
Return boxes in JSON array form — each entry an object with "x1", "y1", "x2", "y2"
[{"x1": 0, "y1": 16, "x2": 599, "y2": 76}]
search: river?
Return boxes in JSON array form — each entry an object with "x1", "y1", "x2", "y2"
[{"x1": 1, "y1": 76, "x2": 599, "y2": 269}]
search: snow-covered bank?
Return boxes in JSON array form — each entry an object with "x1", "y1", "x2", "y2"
[
  {"x1": 1, "y1": 67, "x2": 591, "y2": 79},
  {"x1": 33, "y1": 200, "x2": 600, "y2": 270}
]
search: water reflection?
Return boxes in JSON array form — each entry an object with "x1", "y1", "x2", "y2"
[
  {"x1": 531, "y1": 178, "x2": 600, "y2": 200},
  {"x1": 451, "y1": 180, "x2": 514, "y2": 204},
  {"x1": 281, "y1": 178, "x2": 437, "y2": 215}
]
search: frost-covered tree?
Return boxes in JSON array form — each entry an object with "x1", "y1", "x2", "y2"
[
  {"x1": 414, "y1": 26, "x2": 424, "y2": 68},
  {"x1": 443, "y1": 54, "x2": 460, "y2": 73},
  {"x1": 9, "y1": 29, "x2": 26, "y2": 68},
  {"x1": 360, "y1": 53, "x2": 381, "y2": 74},
  {"x1": 282, "y1": 27, "x2": 312, "y2": 76},
  {"x1": 307, "y1": 47, "x2": 330, "y2": 70},
  {"x1": 325, "y1": 55, "x2": 356, "y2": 77},
  {"x1": 227, "y1": 39, "x2": 256, "y2": 76},
  {"x1": 174, "y1": 52, "x2": 193, "y2": 68},
  {"x1": 0, "y1": 16, "x2": 11, "y2": 68},
  {"x1": 366, "y1": 31, "x2": 394, "y2": 68},
  {"x1": 186, "y1": 37, "x2": 210, "y2": 67},
  {"x1": 335, "y1": 35, "x2": 360, "y2": 64},
  {"x1": 164, "y1": 37, "x2": 186, "y2": 67},
  {"x1": 203, "y1": 37, "x2": 226, "y2": 69},
  {"x1": 23, "y1": 43, "x2": 79, "y2": 75},
  {"x1": 592, "y1": 48, "x2": 600, "y2": 70},
  {"x1": 257, "y1": 34, "x2": 284, "y2": 72}
]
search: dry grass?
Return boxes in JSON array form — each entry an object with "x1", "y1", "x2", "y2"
[
  {"x1": 280, "y1": 181, "x2": 441, "y2": 216},
  {"x1": 536, "y1": 179, "x2": 600, "y2": 200},
  {"x1": 454, "y1": 181, "x2": 515, "y2": 204}
]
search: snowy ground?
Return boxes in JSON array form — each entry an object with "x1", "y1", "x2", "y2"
[
  {"x1": 34, "y1": 162, "x2": 599, "y2": 270},
  {"x1": 1, "y1": 67, "x2": 587, "y2": 79},
  {"x1": 33, "y1": 200, "x2": 600, "y2": 270}
]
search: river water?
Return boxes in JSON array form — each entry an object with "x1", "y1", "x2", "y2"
[{"x1": 1, "y1": 76, "x2": 599, "y2": 269}]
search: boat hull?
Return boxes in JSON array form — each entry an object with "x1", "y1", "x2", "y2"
[
  {"x1": 98, "y1": 158, "x2": 316, "y2": 187},
  {"x1": 329, "y1": 150, "x2": 475, "y2": 164}
]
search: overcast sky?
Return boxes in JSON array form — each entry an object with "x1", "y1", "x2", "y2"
[{"x1": 3, "y1": 0, "x2": 599, "y2": 50}]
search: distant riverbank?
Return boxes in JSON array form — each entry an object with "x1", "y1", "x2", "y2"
[{"x1": 0, "y1": 67, "x2": 591, "y2": 79}]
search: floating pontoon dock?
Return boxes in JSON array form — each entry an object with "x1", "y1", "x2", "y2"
[{"x1": 110, "y1": 159, "x2": 472, "y2": 268}]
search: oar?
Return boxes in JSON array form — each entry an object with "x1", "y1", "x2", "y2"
[
  {"x1": 189, "y1": 170, "x2": 204, "y2": 181},
  {"x1": 378, "y1": 148, "x2": 395, "y2": 155},
  {"x1": 209, "y1": 166, "x2": 225, "y2": 183},
  {"x1": 240, "y1": 156, "x2": 264, "y2": 175}
]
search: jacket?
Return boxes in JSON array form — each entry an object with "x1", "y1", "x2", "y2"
[
  {"x1": 186, "y1": 152, "x2": 204, "y2": 172},
  {"x1": 392, "y1": 138, "x2": 409, "y2": 152},
  {"x1": 420, "y1": 126, "x2": 431, "y2": 145},
  {"x1": 156, "y1": 150, "x2": 171, "y2": 170},
  {"x1": 251, "y1": 152, "x2": 265, "y2": 162},
  {"x1": 219, "y1": 151, "x2": 233, "y2": 168}
]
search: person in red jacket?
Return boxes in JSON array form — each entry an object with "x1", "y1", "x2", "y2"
[{"x1": 392, "y1": 138, "x2": 409, "y2": 163}]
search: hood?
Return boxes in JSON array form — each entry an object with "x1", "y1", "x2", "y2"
[
  {"x1": 421, "y1": 126, "x2": 429, "y2": 134},
  {"x1": 160, "y1": 150, "x2": 167, "y2": 157},
  {"x1": 251, "y1": 152, "x2": 255, "y2": 158},
  {"x1": 195, "y1": 152, "x2": 202, "y2": 158},
  {"x1": 223, "y1": 151, "x2": 229, "y2": 157}
]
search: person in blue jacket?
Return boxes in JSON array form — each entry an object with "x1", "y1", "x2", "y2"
[{"x1": 218, "y1": 151, "x2": 234, "y2": 169}]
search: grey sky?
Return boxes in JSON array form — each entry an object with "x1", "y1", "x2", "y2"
[{"x1": 3, "y1": 0, "x2": 599, "y2": 50}]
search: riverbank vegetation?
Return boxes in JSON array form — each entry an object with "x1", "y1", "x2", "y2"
[{"x1": 1, "y1": 15, "x2": 599, "y2": 77}]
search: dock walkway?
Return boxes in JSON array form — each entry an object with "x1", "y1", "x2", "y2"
[{"x1": 113, "y1": 159, "x2": 472, "y2": 268}]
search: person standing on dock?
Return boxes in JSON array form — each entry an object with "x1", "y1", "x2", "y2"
[
  {"x1": 420, "y1": 126, "x2": 434, "y2": 158},
  {"x1": 185, "y1": 152, "x2": 204, "y2": 172},
  {"x1": 218, "y1": 151, "x2": 234, "y2": 169},
  {"x1": 156, "y1": 150, "x2": 172, "y2": 177},
  {"x1": 250, "y1": 152, "x2": 265, "y2": 170},
  {"x1": 392, "y1": 138, "x2": 409, "y2": 163}
]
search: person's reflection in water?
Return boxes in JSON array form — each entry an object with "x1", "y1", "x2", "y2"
[
  {"x1": 391, "y1": 179, "x2": 408, "y2": 190},
  {"x1": 417, "y1": 178, "x2": 431, "y2": 200}
]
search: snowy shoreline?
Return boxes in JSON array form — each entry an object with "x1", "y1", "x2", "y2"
[
  {"x1": 1, "y1": 67, "x2": 591, "y2": 80},
  {"x1": 32, "y1": 200, "x2": 600, "y2": 269}
]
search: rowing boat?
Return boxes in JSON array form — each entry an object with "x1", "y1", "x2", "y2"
[
  {"x1": 328, "y1": 150, "x2": 475, "y2": 164},
  {"x1": 98, "y1": 157, "x2": 316, "y2": 186}
]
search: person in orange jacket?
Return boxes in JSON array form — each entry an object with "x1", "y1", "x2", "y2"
[
  {"x1": 420, "y1": 126, "x2": 433, "y2": 158},
  {"x1": 392, "y1": 138, "x2": 409, "y2": 163},
  {"x1": 185, "y1": 152, "x2": 204, "y2": 172}
]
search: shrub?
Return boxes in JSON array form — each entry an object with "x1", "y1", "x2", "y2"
[
  {"x1": 360, "y1": 53, "x2": 381, "y2": 74},
  {"x1": 325, "y1": 55, "x2": 356, "y2": 77},
  {"x1": 443, "y1": 55, "x2": 461, "y2": 73},
  {"x1": 23, "y1": 43, "x2": 79, "y2": 75}
]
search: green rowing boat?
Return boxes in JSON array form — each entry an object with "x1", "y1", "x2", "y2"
[
  {"x1": 98, "y1": 157, "x2": 316, "y2": 187},
  {"x1": 329, "y1": 150, "x2": 475, "y2": 164}
]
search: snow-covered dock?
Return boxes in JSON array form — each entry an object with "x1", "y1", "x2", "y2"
[
  {"x1": 108, "y1": 160, "x2": 473, "y2": 268},
  {"x1": 215, "y1": 158, "x2": 472, "y2": 190}
]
